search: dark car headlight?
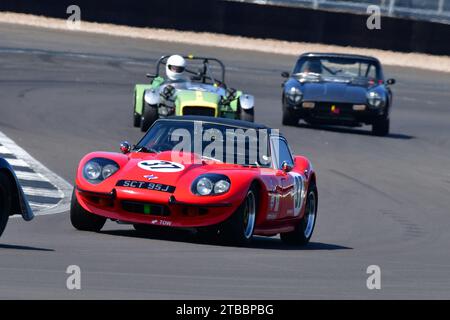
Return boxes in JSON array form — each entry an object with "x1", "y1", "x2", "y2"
[
  {"x1": 191, "y1": 174, "x2": 231, "y2": 196},
  {"x1": 367, "y1": 91, "x2": 385, "y2": 108},
  {"x1": 83, "y1": 158, "x2": 119, "y2": 184},
  {"x1": 286, "y1": 86, "x2": 303, "y2": 104}
]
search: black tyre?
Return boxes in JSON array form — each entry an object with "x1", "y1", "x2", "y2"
[
  {"x1": 133, "y1": 111, "x2": 141, "y2": 127},
  {"x1": 240, "y1": 108, "x2": 254, "y2": 122},
  {"x1": 282, "y1": 107, "x2": 299, "y2": 126},
  {"x1": 220, "y1": 184, "x2": 258, "y2": 246},
  {"x1": 70, "y1": 189, "x2": 106, "y2": 232},
  {"x1": 280, "y1": 180, "x2": 318, "y2": 246},
  {"x1": 132, "y1": 91, "x2": 141, "y2": 127},
  {"x1": 140, "y1": 104, "x2": 158, "y2": 132},
  {"x1": 0, "y1": 171, "x2": 12, "y2": 237},
  {"x1": 372, "y1": 117, "x2": 390, "y2": 136}
]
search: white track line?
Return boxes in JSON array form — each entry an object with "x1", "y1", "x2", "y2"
[
  {"x1": 4, "y1": 158, "x2": 30, "y2": 168},
  {"x1": 13, "y1": 171, "x2": 51, "y2": 182},
  {"x1": 0, "y1": 146, "x2": 12, "y2": 154},
  {"x1": 0, "y1": 131, "x2": 73, "y2": 216},
  {"x1": 21, "y1": 186, "x2": 64, "y2": 198},
  {"x1": 29, "y1": 202, "x2": 56, "y2": 210}
]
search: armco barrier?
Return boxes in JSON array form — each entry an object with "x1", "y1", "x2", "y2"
[{"x1": 0, "y1": 0, "x2": 449, "y2": 55}]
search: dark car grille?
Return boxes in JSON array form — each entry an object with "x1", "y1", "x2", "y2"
[
  {"x1": 183, "y1": 106, "x2": 216, "y2": 117},
  {"x1": 122, "y1": 201, "x2": 170, "y2": 216}
]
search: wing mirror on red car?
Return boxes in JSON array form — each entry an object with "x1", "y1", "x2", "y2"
[
  {"x1": 281, "y1": 161, "x2": 293, "y2": 173},
  {"x1": 120, "y1": 141, "x2": 131, "y2": 154}
]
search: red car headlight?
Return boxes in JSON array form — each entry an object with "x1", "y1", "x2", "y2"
[
  {"x1": 83, "y1": 158, "x2": 119, "y2": 184},
  {"x1": 191, "y1": 174, "x2": 231, "y2": 196}
]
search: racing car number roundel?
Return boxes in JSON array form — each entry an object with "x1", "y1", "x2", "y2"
[{"x1": 138, "y1": 160, "x2": 185, "y2": 173}]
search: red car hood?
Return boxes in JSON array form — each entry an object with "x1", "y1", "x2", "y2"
[
  {"x1": 76, "y1": 150, "x2": 268, "y2": 202},
  {"x1": 115, "y1": 151, "x2": 249, "y2": 186}
]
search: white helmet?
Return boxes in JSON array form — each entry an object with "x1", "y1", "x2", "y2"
[{"x1": 166, "y1": 55, "x2": 186, "y2": 81}]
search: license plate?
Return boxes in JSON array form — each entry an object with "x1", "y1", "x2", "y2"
[
  {"x1": 331, "y1": 105, "x2": 340, "y2": 114},
  {"x1": 116, "y1": 180, "x2": 175, "y2": 193}
]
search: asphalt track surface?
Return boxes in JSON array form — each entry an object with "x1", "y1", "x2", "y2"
[{"x1": 1, "y1": 23, "x2": 450, "y2": 299}]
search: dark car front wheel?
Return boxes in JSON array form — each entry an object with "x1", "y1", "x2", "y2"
[
  {"x1": 372, "y1": 117, "x2": 390, "y2": 136},
  {"x1": 0, "y1": 171, "x2": 12, "y2": 237},
  {"x1": 281, "y1": 180, "x2": 318, "y2": 245},
  {"x1": 70, "y1": 189, "x2": 106, "y2": 232},
  {"x1": 282, "y1": 107, "x2": 299, "y2": 126}
]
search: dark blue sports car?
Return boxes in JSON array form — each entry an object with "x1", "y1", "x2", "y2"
[
  {"x1": 0, "y1": 158, "x2": 33, "y2": 237},
  {"x1": 281, "y1": 53, "x2": 395, "y2": 136}
]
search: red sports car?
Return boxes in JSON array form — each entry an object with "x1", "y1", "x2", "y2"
[{"x1": 71, "y1": 116, "x2": 318, "y2": 245}]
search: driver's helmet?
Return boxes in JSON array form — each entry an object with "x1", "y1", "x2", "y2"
[
  {"x1": 166, "y1": 55, "x2": 186, "y2": 81},
  {"x1": 303, "y1": 59, "x2": 323, "y2": 74}
]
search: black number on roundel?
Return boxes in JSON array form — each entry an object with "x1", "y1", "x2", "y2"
[
  {"x1": 294, "y1": 176, "x2": 302, "y2": 210},
  {"x1": 142, "y1": 161, "x2": 181, "y2": 170}
]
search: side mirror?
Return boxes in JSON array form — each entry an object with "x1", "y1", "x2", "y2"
[
  {"x1": 120, "y1": 141, "x2": 131, "y2": 154},
  {"x1": 281, "y1": 71, "x2": 290, "y2": 78},
  {"x1": 146, "y1": 73, "x2": 157, "y2": 79},
  {"x1": 281, "y1": 161, "x2": 293, "y2": 173},
  {"x1": 386, "y1": 78, "x2": 396, "y2": 85}
]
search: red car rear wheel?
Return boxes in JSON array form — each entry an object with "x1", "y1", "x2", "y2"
[{"x1": 281, "y1": 180, "x2": 318, "y2": 245}]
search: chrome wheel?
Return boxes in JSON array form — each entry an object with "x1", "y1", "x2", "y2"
[
  {"x1": 220, "y1": 185, "x2": 258, "y2": 245},
  {"x1": 243, "y1": 190, "x2": 256, "y2": 239},
  {"x1": 304, "y1": 190, "x2": 316, "y2": 239}
]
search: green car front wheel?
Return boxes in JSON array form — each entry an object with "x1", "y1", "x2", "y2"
[
  {"x1": 240, "y1": 107, "x2": 254, "y2": 122},
  {"x1": 133, "y1": 111, "x2": 141, "y2": 127},
  {"x1": 140, "y1": 104, "x2": 159, "y2": 132}
]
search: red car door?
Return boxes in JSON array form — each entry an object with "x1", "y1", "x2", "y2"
[{"x1": 270, "y1": 137, "x2": 299, "y2": 220}]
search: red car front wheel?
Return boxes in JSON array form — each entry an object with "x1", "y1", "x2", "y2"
[
  {"x1": 70, "y1": 189, "x2": 106, "y2": 232},
  {"x1": 220, "y1": 184, "x2": 258, "y2": 246}
]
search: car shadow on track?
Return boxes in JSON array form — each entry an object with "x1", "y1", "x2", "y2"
[
  {"x1": 0, "y1": 244, "x2": 54, "y2": 251},
  {"x1": 295, "y1": 123, "x2": 415, "y2": 140},
  {"x1": 249, "y1": 237, "x2": 352, "y2": 250},
  {"x1": 100, "y1": 229, "x2": 352, "y2": 251}
]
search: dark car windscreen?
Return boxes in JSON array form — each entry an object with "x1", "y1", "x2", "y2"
[
  {"x1": 135, "y1": 120, "x2": 272, "y2": 167},
  {"x1": 293, "y1": 57, "x2": 381, "y2": 81}
]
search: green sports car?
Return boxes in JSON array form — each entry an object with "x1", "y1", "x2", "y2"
[{"x1": 133, "y1": 55, "x2": 255, "y2": 131}]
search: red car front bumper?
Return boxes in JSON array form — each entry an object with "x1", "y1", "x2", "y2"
[{"x1": 75, "y1": 186, "x2": 240, "y2": 228}]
